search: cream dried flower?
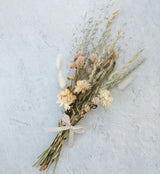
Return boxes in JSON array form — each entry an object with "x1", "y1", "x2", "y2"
[
  {"x1": 56, "y1": 89, "x2": 76, "y2": 110},
  {"x1": 88, "y1": 54, "x2": 96, "y2": 63},
  {"x1": 69, "y1": 62, "x2": 76, "y2": 69},
  {"x1": 84, "y1": 104, "x2": 90, "y2": 112},
  {"x1": 92, "y1": 97, "x2": 100, "y2": 104},
  {"x1": 74, "y1": 80, "x2": 90, "y2": 94},
  {"x1": 99, "y1": 89, "x2": 113, "y2": 108},
  {"x1": 76, "y1": 56, "x2": 85, "y2": 69}
]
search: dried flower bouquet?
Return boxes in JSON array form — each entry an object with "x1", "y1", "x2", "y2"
[{"x1": 33, "y1": 10, "x2": 146, "y2": 174}]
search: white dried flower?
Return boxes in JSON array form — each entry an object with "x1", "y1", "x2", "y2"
[
  {"x1": 74, "y1": 80, "x2": 90, "y2": 94},
  {"x1": 58, "y1": 71, "x2": 66, "y2": 89},
  {"x1": 99, "y1": 89, "x2": 113, "y2": 107},
  {"x1": 56, "y1": 89, "x2": 77, "y2": 110},
  {"x1": 56, "y1": 54, "x2": 62, "y2": 70}
]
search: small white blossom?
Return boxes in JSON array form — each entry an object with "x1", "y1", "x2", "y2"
[{"x1": 99, "y1": 89, "x2": 113, "y2": 108}]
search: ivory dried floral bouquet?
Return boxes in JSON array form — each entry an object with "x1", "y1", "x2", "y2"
[{"x1": 33, "y1": 10, "x2": 146, "y2": 174}]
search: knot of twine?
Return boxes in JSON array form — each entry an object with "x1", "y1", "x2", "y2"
[{"x1": 44, "y1": 114, "x2": 85, "y2": 147}]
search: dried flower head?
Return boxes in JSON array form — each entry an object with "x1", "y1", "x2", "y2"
[
  {"x1": 76, "y1": 56, "x2": 85, "y2": 69},
  {"x1": 74, "y1": 80, "x2": 90, "y2": 94},
  {"x1": 88, "y1": 54, "x2": 96, "y2": 63},
  {"x1": 84, "y1": 104, "x2": 90, "y2": 112},
  {"x1": 74, "y1": 51, "x2": 84, "y2": 60},
  {"x1": 57, "y1": 89, "x2": 77, "y2": 110},
  {"x1": 99, "y1": 89, "x2": 113, "y2": 107},
  {"x1": 92, "y1": 97, "x2": 100, "y2": 104},
  {"x1": 69, "y1": 62, "x2": 76, "y2": 69},
  {"x1": 86, "y1": 67, "x2": 92, "y2": 74}
]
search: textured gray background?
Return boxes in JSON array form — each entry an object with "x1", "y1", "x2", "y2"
[{"x1": 0, "y1": 0, "x2": 160, "y2": 174}]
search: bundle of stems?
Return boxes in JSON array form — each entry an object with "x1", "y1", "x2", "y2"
[{"x1": 33, "y1": 10, "x2": 146, "y2": 174}]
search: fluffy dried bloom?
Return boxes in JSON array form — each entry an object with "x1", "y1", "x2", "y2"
[
  {"x1": 74, "y1": 51, "x2": 84, "y2": 60},
  {"x1": 76, "y1": 56, "x2": 85, "y2": 69},
  {"x1": 84, "y1": 104, "x2": 90, "y2": 112},
  {"x1": 74, "y1": 80, "x2": 90, "y2": 94},
  {"x1": 69, "y1": 62, "x2": 76, "y2": 69},
  {"x1": 92, "y1": 97, "x2": 100, "y2": 104},
  {"x1": 99, "y1": 89, "x2": 113, "y2": 108},
  {"x1": 86, "y1": 67, "x2": 92, "y2": 74},
  {"x1": 57, "y1": 89, "x2": 76, "y2": 110},
  {"x1": 88, "y1": 54, "x2": 96, "y2": 63}
]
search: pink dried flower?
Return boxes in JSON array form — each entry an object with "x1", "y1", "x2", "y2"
[
  {"x1": 84, "y1": 104, "x2": 90, "y2": 112},
  {"x1": 92, "y1": 97, "x2": 100, "y2": 104},
  {"x1": 88, "y1": 54, "x2": 96, "y2": 63},
  {"x1": 69, "y1": 62, "x2": 76, "y2": 69},
  {"x1": 74, "y1": 51, "x2": 84, "y2": 60},
  {"x1": 86, "y1": 67, "x2": 92, "y2": 74},
  {"x1": 74, "y1": 80, "x2": 90, "y2": 94},
  {"x1": 76, "y1": 56, "x2": 85, "y2": 69}
]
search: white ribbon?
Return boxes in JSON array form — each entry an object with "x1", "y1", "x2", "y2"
[{"x1": 44, "y1": 114, "x2": 85, "y2": 148}]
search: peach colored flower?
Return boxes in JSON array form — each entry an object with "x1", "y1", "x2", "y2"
[
  {"x1": 84, "y1": 104, "x2": 90, "y2": 112},
  {"x1": 99, "y1": 89, "x2": 113, "y2": 108},
  {"x1": 88, "y1": 54, "x2": 96, "y2": 63},
  {"x1": 69, "y1": 62, "x2": 76, "y2": 69},
  {"x1": 76, "y1": 56, "x2": 85, "y2": 69},
  {"x1": 56, "y1": 89, "x2": 77, "y2": 110},
  {"x1": 74, "y1": 80, "x2": 90, "y2": 94},
  {"x1": 92, "y1": 97, "x2": 100, "y2": 104},
  {"x1": 74, "y1": 51, "x2": 84, "y2": 60}
]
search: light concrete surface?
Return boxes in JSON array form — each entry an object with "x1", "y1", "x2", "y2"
[{"x1": 0, "y1": 0, "x2": 160, "y2": 174}]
